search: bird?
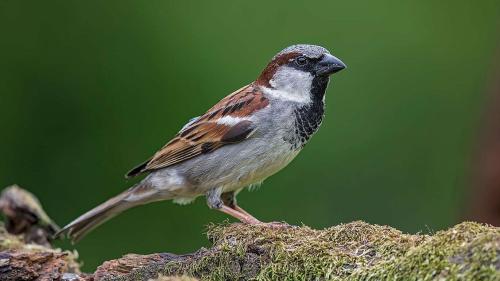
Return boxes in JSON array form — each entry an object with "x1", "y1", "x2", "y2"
[{"x1": 57, "y1": 44, "x2": 346, "y2": 242}]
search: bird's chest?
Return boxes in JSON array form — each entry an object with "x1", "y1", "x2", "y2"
[
  {"x1": 234, "y1": 141, "x2": 300, "y2": 189},
  {"x1": 283, "y1": 101, "x2": 325, "y2": 149}
]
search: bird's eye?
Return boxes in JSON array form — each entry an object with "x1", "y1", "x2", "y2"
[{"x1": 295, "y1": 56, "x2": 308, "y2": 66}]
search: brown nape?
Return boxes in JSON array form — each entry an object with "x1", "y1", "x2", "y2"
[{"x1": 255, "y1": 51, "x2": 300, "y2": 87}]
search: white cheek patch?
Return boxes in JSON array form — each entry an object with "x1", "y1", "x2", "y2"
[{"x1": 265, "y1": 66, "x2": 313, "y2": 104}]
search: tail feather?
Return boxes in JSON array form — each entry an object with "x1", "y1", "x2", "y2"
[
  {"x1": 68, "y1": 204, "x2": 126, "y2": 243},
  {"x1": 56, "y1": 185, "x2": 160, "y2": 243}
]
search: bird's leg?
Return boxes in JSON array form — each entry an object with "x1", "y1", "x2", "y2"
[
  {"x1": 206, "y1": 188, "x2": 260, "y2": 224},
  {"x1": 221, "y1": 191, "x2": 261, "y2": 223},
  {"x1": 220, "y1": 191, "x2": 292, "y2": 229}
]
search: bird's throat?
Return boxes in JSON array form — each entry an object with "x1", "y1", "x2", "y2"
[{"x1": 288, "y1": 76, "x2": 329, "y2": 148}]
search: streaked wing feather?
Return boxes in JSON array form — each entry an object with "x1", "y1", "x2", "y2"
[{"x1": 125, "y1": 84, "x2": 269, "y2": 177}]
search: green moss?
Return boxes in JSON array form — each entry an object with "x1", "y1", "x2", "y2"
[
  {"x1": 349, "y1": 222, "x2": 500, "y2": 281},
  {"x1": 167, "y1": 221, "x2": 499, "y2": 281},
  {"x1": 0, "y1": 226, "x2": 26, "y2": 251},
  {"x1": 0, "y1": 223, "x2": 81, "y2": 273},
  {"x1": 149, "y1": 275, "x2": 199, "y2": 281}
]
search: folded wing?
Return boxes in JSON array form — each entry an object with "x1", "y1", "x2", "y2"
[{"x1": 126, "y1": 84, "x2": 269, "y2": 178}]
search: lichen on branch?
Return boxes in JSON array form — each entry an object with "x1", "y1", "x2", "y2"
[{"x1": 97, "y1": 221, "x2": 499, "y2": 281}]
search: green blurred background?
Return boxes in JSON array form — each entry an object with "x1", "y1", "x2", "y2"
[{"x1": 1, "y1": 0, "x2": 499, "y2": 271}]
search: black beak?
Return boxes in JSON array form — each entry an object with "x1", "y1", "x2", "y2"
[{"x1": 315, "y1": 54, "x2": 346, "y2": 76}]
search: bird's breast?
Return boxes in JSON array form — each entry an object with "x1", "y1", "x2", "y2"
[
  {"x1": 282, "y1": 101, "x2": 325, "y2": 149},
  {"x1": 225, "y1": 140, "x2": 301, "y2": 191}
]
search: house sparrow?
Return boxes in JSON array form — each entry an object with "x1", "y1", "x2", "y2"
[{"x1": 57, "y1": 44, "x2": 346, "y2": 242}]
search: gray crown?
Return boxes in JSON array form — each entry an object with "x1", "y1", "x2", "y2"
[{"x1": 274, "y1": 44, "x2": 330, "y2": 60}]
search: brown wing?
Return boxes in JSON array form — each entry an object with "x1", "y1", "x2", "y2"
[{"x1": 126, "y1": 84, "x2": 269, "y2": 178}]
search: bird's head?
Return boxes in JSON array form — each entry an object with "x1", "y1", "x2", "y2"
[{"x1": 256, "y1": 44, "x2": 346, "y2": 102}]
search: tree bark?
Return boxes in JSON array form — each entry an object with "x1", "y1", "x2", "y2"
[{"x1": 0, "y1": 186, "x2": 499, "y2": 281}]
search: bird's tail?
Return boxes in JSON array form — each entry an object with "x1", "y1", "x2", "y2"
[{"x1": 56, "y1": 183, "x2": 161, "y2": 243}]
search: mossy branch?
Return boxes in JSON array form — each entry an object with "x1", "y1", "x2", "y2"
[{"x1": 0, "y1": 185, "x2": 499, "y2": 281}]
